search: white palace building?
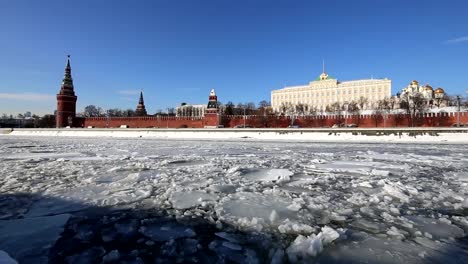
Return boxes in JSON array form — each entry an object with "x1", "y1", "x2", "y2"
[{"x1": 271, "y1": 69, "x2": 392, "y2": 112}]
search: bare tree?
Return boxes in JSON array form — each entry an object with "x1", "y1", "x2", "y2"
[
  {"x1": 107, "y1": 108, "x2": 123, "y2": 117},
  {"x1": 123, "y1": 109, "x2": 136, "y2": 117},
  {"x1": 330, "y1": 102, "x2": 344, "y2": 126},
  {"x1": 307, "y1": 105, "x2": 318, "y2": 116},
  {"x1": 223, "y1": 101, "x2": 235, "y2": 115},
  {"x1": 357, "y1": 96, "x2": 368, "y2": 111},
  {"x1": 388, "y1": 97, "x2": 396, "y2": 110},
  {"x1": 167, "y1": 107, "x2": 175, "y2": 116},
  {"x1": 246, "y1": 102, "x2": 256, "y2": 111},
  {"x1": 83, "y1": 105, "x2": 105, "y2": 117},
  {"x1": 400, "y1": 93, "x2": 426, "y2": 127},
  {"x1": 377, "y1": 98, "x2": 392, "y2": 127},
  {"x1": 258, "y1": 100, "x2": 271, "y2": 116},
  {"x1": 279, "y1": 102, "x2": 293, "y2": 115},
  {"x1": 463, "y1": 95, "x2": 468, "y2": 108},
  {"x1": 258, "y1": 100, "x2": 270, "y2": 109},
  {"x1": 295, "y1": 103, "x2": 307, "y2": 116}
]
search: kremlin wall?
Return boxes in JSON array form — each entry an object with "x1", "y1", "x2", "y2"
[
  {"x1": 57, "y1": 57, "x2": 468, "y2": 129},
  {"x1": 77, "y1": 112, "x2": 467, "y2": 129}
]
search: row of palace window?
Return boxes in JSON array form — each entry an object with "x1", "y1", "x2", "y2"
[
  {"x1": 273, "y1": 96, "x2": 383, "y2": 106},
  {"x1": 274, "y1": 90, "x2": 387, "y2": 100}
]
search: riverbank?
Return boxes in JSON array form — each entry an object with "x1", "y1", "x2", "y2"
[{"x1": 2, "y1": 127, "x2": 468, "y2": 143}]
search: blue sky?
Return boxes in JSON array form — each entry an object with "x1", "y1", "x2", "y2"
[{"x1": 0, "y1": 0, "x2": 467, "y2": 115}]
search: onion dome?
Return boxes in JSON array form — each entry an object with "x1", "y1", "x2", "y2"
[
  {"x1": 435, "y1": 87, "x2": 445, "y2": 94},
  {"x1": 425, "y1": 85, "x2": 433, "y2": 91}
]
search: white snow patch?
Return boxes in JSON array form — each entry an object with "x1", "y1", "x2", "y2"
[
  {"x1": 286, "y1": 226, "x2": 340, "y2": 262},
  {"x1": 170, "y1": 191, "x2": 219, "y2": 209}
]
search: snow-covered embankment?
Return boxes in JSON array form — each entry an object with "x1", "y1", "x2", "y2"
[{"x1": 6, "y1": 128, "x2": 468, "y2": 143}]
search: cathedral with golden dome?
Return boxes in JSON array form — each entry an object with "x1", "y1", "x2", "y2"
[{"x1": 397, "y1": 80, "x2": 448, "y2": 108}]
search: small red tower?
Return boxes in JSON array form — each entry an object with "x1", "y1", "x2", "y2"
[
  {"x1": 206, "y1": 89, "x2": 219, "y2": 113},
  {"x1": 135, "y1": 91, "x2": 148, "y2": 116},
  {"x1": 56, "y1": 55, "x2": 77, "y2": 128},
  {"x1": 204, "y1": 89, "x2": 220, "y2": 127}
]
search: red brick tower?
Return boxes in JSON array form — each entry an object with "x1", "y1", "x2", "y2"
[
  {"x1": 135, "y1": 91, "x2": 148, "y2": 116},
  {"x1": 56, "y1": 55, "x2": 77, "y2": 128},
  {"x1": 204, "y1": 89, "x2": 220, "y2": 127}
]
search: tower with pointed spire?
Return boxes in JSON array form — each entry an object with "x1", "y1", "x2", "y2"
[
  {"x1": 56, "y1": 55, "x2": 78, "y2": 128},
  {"x1": 206, "y1": 89, "x2": 219, "y2": 113},
  {"x1": 135, "y1": 91, "x2": 148, "y2": 116},
  {"x1": 204, "y1": 89, "x2": 220, "y2": 127}
]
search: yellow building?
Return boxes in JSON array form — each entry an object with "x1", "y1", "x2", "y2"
[{"x1": 271, "y1": 71, "x2": 391, "y2": 112}]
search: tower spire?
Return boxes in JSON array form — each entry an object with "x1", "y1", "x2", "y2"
[
  {"x1": 135, "y1": 90, "x2": 147, "y2": 116},
  {"x1": 59, "y1": 55, "x2": 75, "y2": 95},
  {"x1": 56, "y1": 55, "x2": 78, "y2": 128},
  {"x1": 66, "y1": 54, "x2": 71, "y2": 70},
  {"x1": 139, "y1": 90, "x2": 144, "y2": 104},
  {"x1": 322, "y1": 59, "x2": 325, "y2": 74}
]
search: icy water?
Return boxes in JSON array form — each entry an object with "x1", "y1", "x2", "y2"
[{"x1": 0, "y1": 136, "x2": 467, "y2": 263}]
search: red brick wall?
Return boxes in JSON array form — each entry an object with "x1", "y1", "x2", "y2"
[
  {"x1": 82, "y1": 116, "x2": 206, "y2": 128},
  {"x1": 77, "y1": 112, "x2": 468, "y2": 128}
]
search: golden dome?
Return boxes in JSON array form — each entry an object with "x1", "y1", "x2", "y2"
[
  {"x1": 435, "y1": 87, "x2": 445, "y2": 94},
  {"x1": 425, "y1": 85, "x2": 433, "y2": 91},
  {"x1": 411, "y1": 80, "x2": 419, "y2": 85},
  {"x1": 319, "y1": 72, "x2": 329, "y2": 80}
]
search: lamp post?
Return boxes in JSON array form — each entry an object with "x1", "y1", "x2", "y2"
[
  {"x1": 409, "y1": 95, "x2": 414, "y2": 127},
  {"x1": 243, "y1": 106, "x2": 246, "y2": 128},
  {"x1": 106, "y1": 110, "x2": 110, "y2": 128},
  {"x1": 344, "y1": 102, "x2": 348, "y2": 127},
  {"x1": 456, "y1": 95, "x2": 461, "y2": 127},
  {"x1": 166, "y1": 107, "x2": 169, "y2": 128}
]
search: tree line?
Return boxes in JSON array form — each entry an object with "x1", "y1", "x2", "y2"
[
  {"x1": 276, "y1": 94, "x2": 467, "y2": 127},
  {"x1": 81, "y1": 101, "x2": 273, "y2": 117}
]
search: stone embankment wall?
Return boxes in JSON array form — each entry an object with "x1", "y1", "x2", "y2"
[{"x1": 78, "y1": 112, "x2": 468, "y2": 128}]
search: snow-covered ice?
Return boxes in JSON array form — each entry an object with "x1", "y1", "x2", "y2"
[{"x1": 0, "y1": 135, "x2": 468, "y2": 263}]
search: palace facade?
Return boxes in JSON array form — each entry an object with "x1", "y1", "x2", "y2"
[
  {"x1": 271, "y1": 71, "x2": 391, "y2": 112},
  {"x1": 176, "y1": 104, "x2": 207, "y2": 117}
]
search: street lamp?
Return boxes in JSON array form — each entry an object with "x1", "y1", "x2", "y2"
[
  {"x1": 243, "y1": 106, "x2": 246, "y2": 128},
  {"x1": 409, "y1": 95, "x2": 414, "y2": 127},
  {"x1": 167, "y1": 107, "x2": 169, "y2": 128},
  {"x1": 106, "y1": 110, "x2": 110, "y2": 128},
  {"x1": 456, "y1": 95, "x2": 461, "y2": 127},
  {"x1": 343, "y1": 102, "x2": 348, "y2": 127}
]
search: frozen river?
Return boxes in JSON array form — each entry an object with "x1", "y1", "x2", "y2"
[{"x1": 0, "y1": 136, "x2": 467, "y2": 263}]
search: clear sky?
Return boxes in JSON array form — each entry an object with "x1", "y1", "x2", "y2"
[{"x1": 0, "y1": 0, "x2": 467, "y2": 115}]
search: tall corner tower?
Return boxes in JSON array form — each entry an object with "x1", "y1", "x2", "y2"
[
  {"x1": 56, "y1": 55, "x2": 77, "y2": 128},
  {"x1": 135, "y1": 91, "x2": 148, "y2": 116}
]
